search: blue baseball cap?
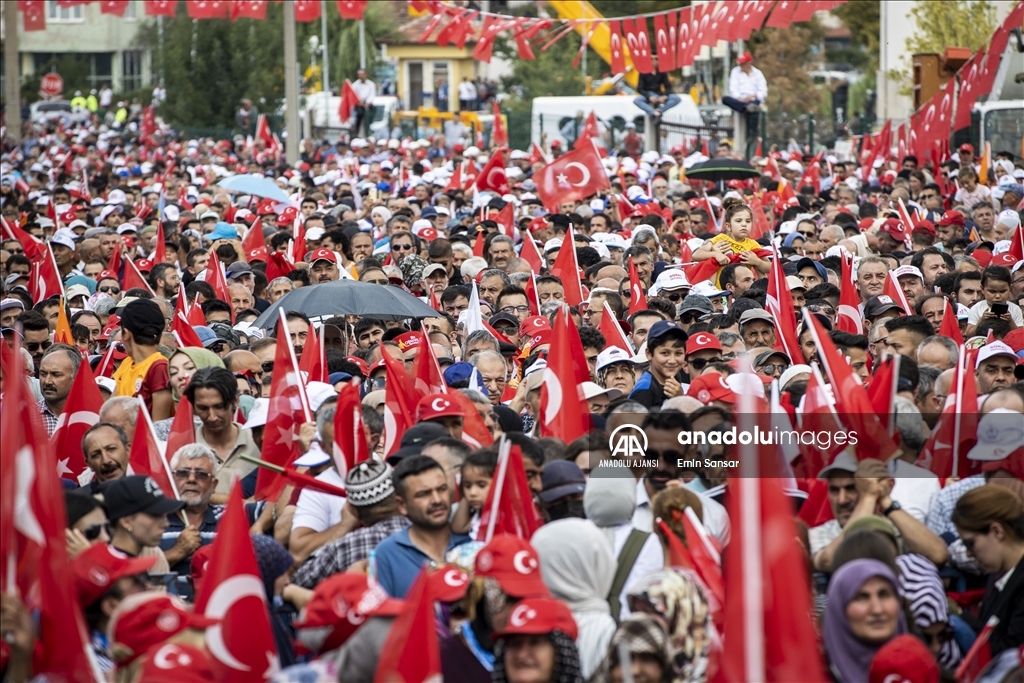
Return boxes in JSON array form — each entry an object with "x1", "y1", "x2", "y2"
[
  {"x1": 208, "y1": 222, "x2": 238, "y2": 241},
  {"x1": 646, "y1": 320, "x2": 688, "y2": 347},
  {"x1": 194, "y1": 326, "x2": 218, "y2": 348},
  {"x1": 795, "y1": 257, "x2": 828, "y2": 282},
  {"x1": 443, "y1": 362, "x2": 474, "y2": 386}
]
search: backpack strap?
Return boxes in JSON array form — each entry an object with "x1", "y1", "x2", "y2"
[{"x1": 607, "y1": 529, "x2": 651, "y2": 623}]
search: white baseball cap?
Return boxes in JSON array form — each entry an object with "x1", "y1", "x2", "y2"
[
  {"x1": 596, "y1": 346, "x2": 637, "y2": 372},
  {"x1": 975, "y1": 341, "x2": 1018, "y2": 368},
  {"x1": 581, "y1": 381, "x2": 623, "y2": 402},
  {"x1": 966, "y1": 408, "x2": 1024, "y2": 461},
  {"x1": 652, "y1": 269, "x2": 691, "y2": 293}
]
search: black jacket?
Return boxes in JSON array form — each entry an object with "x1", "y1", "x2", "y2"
[
  {"x1": 637, "y1": 72, "x2": 671, "y2": 97},
  {"x1": 979, "y1": 554, "x2": 1024, "y2": 656}
]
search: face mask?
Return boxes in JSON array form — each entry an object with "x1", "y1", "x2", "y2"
[{"x1": 547, "y1": 499, "x2": 586, "y2": 521}]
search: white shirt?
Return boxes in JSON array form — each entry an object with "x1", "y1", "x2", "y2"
[
  {"x1": 99, "y1": 87, "x2": 113, "y2": 107},
  {"x1": 967, "y1": 299, "x2": 1024, "y2": 327},
  {"x1": 291, "y1": 467, "x2": 346, "y2": 534},
  {"x1": 611, "y1": 525, "x2": 664, "y2": 619},
  {"x1": 728, "y1": 66, "x2": 767, "y2": 102},
  {"x1": 457, "y1": 80, "x2": 477, "y2": 101},
  {"x1": 954, "y1": 184, "x2": 991, "y2": 209},
  {"x1": 350, "y1": 78, "x2": 377, "y2": 104},
  {"x1": 889, "y1": 459, "x2": 940, "y2": 523}
]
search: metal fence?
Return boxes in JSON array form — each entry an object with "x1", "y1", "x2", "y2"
[{"x1": 656, "y1": 120, "x2": 735, "y2": 155}]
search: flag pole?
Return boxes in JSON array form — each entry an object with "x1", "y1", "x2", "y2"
[
  {"x1": 484, "y1": 436, "x2": 511, "y2": 543},
  {"x1": 951, "y1": 345, "x2": 966, "y2": 479}
]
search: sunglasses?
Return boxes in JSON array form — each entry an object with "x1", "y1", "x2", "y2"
[
  {"x1": 27, "y1": 339, "x2": 53, "y2": 352},
  {"x1": 663, "y1": 291, "x2": 686, "y2": 302},
  {"x1": 391, "y1": 243, "x2": 414, "y2": 252},
  {"x1": 758, "y1": 363, "x2": 790, "y2": 375},
  {"x1": 173, "y1": 468, "x2": 212, "y2": 481},
  {"x1": 209, "y1": 341, "x2": 228, "y2": 353},
  {"x1": 261, "y1": 361, "x2": 275, "y2": 374},
  {"x1": 99, "y1": 286, "x2": 121, "y2": 294},
  {"x1": 689, "y1": 356, "x2": 722, "y2": 371},
  {"x1": 82, "y1": 521, "x2": 111, "y2": 542},
  {"x1": 494, "y1": 325, "x2": 517, "y2": 335},
  {"x1": 806, "y1": 304, "x2": 835, "y2": 316},
  {"x1": 799, "y1": 231, "x2": 816, "y2": 238},
  {"x1": 6, "y1": 248, "x2": 24, "y2": 255},
  {"x1": 679, "y1": 312, "x2": 705, "y2": 324}
]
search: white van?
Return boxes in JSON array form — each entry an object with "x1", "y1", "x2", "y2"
[
  {"x1": 530, "y1": 95, "x2": 705, "y2": 153},
  {"x1": 300, "y1": 92, "x2": 401, "y2": 140}
]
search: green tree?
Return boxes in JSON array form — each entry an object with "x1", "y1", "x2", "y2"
[
  {"x1": 907, "y1": 0, "x2": 997, "y2": 54},
  {"x1": 831, "y1": 0, "x2": 880, "y2": 71}
]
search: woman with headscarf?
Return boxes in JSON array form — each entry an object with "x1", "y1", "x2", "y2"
[
  {"x1": 896, "y1": 553, "x2": 963, "y2": 670},
  {"x1": 590, "y1": 614, "x2": 674, "y2": 683},
  {"x1": 167, "y1": 347, "x2": 224, "y2": 405},
  {"x1": 491, "y1": 597, "x2": 583, "y2": 683},
  {"x1": 251, "y1": 534, "x2": 297, "y2": 669},
  {"x1": 532, "y1": 519, "x2": 617, "y2": 680},
  {"x1": 584, "y1": 470, "x2": 664, "y2": 621},
  {"x1": 824, "y1": 558, "x2": 908, "y2": 682}
]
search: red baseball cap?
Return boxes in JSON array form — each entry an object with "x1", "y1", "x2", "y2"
[
  {"x1": 256, "y1": 199, "x2": 277, "y2": 216},
  {"x1": 991, "y1": 253, "x2": 1020, "y2": 267},
  {"x1": 278, "y1": 206, "x2": 298, "y2": 226},
  {"x1": 426, "y1": 564, "x2": 471, "y2": 603},
  {"x1": 878, "y1": 218, "x2": 909, "y2": 243},
  {"x1": 937, "y1": 210, "x2": 965, "y2": 227},
  {"x1": 972, "y1": 250, "x2": 993, "y2": 268},
  {"x1": 346, "y1": 356, "x2": 370, "y2": 377},
  {"x1": 867, "y1": 634, "x2": 940, "y2": 683},
  {"x1": 912, "y1": 220, "x2": 935, "y2": 236},
  {"x1": 247, "y1": 246, "x2": 269, "y2": 263},
  {"x1": 99, "y1": 269, "x2": 119, "y2": 281},
  {"x1": 528, "y1": 217, "x2": 549, "y2": 233},
  {"x1": 420, "y1": 227, "x2": 439, "y2": 242},
  {"x1": 415, "y1": 392, "x2": 465, "y2": 422},
  {"x1": 136, "y1": 644, "x2": 215, "y2": 683},
  {"x1": 528, "y1": 329, "x2": 553, "y2": 349},
  {"x1": 736, "y1": 51, "x2": 754, "y2": 65},
  {"x1": 394, "y1": 331, "x2": 423, "y2": 354},
  {"x1": 294, "y1": 574, "x2": 402, "y2": 654},
  {"x1": 474, "y1": 534, "x2": 551, "y2": 598},
  {"x1": 686, "y1": 373, "x2": 737, "y2": 404},
  {"x1": 73, "y1": 544, "x2": 157, "y2": 607},
  {"x1": 958, "y1": 143, "x2": 974, "y2": 154},
  {"x1": 686, "y1": 331, "x2": 722, "y2": 355},
  {"x1": 520, "y1": 316, "x2": 550, "y2": 339},
  {"x1": 60, "y1": 210, "x2": 77, "y2": 224},
  {"x1": 309, "y1": 248, "x2": 337, "y2": 264},
  {"x1": 135, "y1": 258, "x2": 154, "y2": 272},
  {"x1": 492, "y1": 598, "x2": 578, "y2": 640},
  {"x1": 108, "y1": 593, "x2": 219, "y2": 665},
  {"x1": 856, "y1": 218, "x2": 874, "y2": 232}
]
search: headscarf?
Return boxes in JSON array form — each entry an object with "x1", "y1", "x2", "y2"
[
  {"x1": 583, "y1": 471, "x2": 637, "y2": 547},
  {"x1": 371, "y1": 206, "x2": 391, "y2": 223},
  {"x1": 896, "y1": 553, "x2": 962, "y2": 668},
  {"x1": 492, "y1": 630, "x2": 582, "y2": 683},
  {"x1": 824, "y1": 559, "x2": 908, "y2": 683},
  {"x1": 590, "y1": 614, "x2": 673, "y2": 683},
  {"x1": 399, "y1": 254, "x2": 428, "y2": 289},
  {"x1": 626, "y1": 569, "x2": 713, "y2": 683},
  {"x1": 169, "y1": 347, "x2": 224, "y2": 401}
]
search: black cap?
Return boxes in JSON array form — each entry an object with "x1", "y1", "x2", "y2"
[
  {"x1": 549, "y1": 214, "x2": 571, "y2": 229},
  {"x1": 386, "y1": 423, "x2": 450, "y2": 465},
  {"x1": 488, "y1": 312, "x2": 519, "y2": 328},
  {"x1": 863, "y1": 295, "x2": 905, "y2": 320},
  {"x1": 225, "y1": 261, "x2": 253, "y2": 278},
  {"x1": 538, "y1": 460, "x2": 586, "y2": 503},
  {"x1": 99, "y1": 475, "x2": 185, "y2": 520},
  {"x1": 120, "y1": 299, "x2": 166, "y2": 339}
]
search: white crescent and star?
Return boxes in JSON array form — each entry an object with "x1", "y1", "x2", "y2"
[
  {"x1": 153, "y1": 644, "x2": 192, "y2": 670},
  {"x1": 431, "y1": 398, "x2": 450, "y2": 412},
  {"x1": 204, "y1": 574, "x2": 266, "y2": 672},
  {"x1": 512, "y1": 550, "x2": 537, "y2": 574},
  {"x1": 444, "y1": 569, "x2": 468, "y2": 586},
  {"x1": 509, "y1": 604, "x2": 537, "y2": 627}
]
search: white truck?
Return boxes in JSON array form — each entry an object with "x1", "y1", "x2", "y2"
[{"x1": 299, "y1": 92, "x2": 401, "y2": 141}]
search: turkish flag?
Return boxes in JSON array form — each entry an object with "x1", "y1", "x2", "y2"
[
  {"x1": 599, "y1": 302, "x2": 634, "y2": 353},
  {"x1": 166, "y1": 396, "x2": 197, "y2": 465},
  {"x1": 152, "y1": 219, "x2": 168, "y2": 265},
  {"x1": 373, "y1": 569, "x2": 441, "y2": 682},
  {"x1": 187, "y1": 0, "x2": 227, "y2": 19},
  {"x1": 50, "y1": 360, "x2": 103, "y2": 482},
  {"x1": 608, "y1": 19, "x2": 627, "y2": 75},
  {"x1": 30, "y1": 246, "x2": 65, "y2": 303},
  {"x1": 574, "y1": 111, "x2": 607, "y2": 155},
  {"x1": 336, "y1": 0, "x2": 368, "y2": 20},
  {"x1": 382, "y1": 345, "x2": 420, "y2": 456},
  {"x1": 1, "y1": 215, "x2": 47, "y2": 262},
  {"x1": 796, "y1": 154, "x2": 822, "y2": 194},
  {"x1": 410, "y1": 331, "x2": 446, "y2": 397},
  {"x1": 748, "y1": 194, "x2": 772, "y2": 241},
  {"x1": 938, "y1": 298, "x2": 964, "y2": 347},
  {"x1": 716, "y1": 395, "x2": 829, "y2": 683},
  {"x1": 205, "y1": 251, "x2": 233, "y2": 318},
  {"x1": 883, "y1": 269, "x2": 913, "y2": 314},
  {"x1": 242, "y1": 222, "x2": 269, "y2": 262},
  {"x1": 680, "y1": 508, "x2": 725, "y2": 610},
  {"x1": 450, "y1": 390, "x2": 495, "y2": 450},
  {"x1": 0, "y1": 343, "x2": 97, "y2": 682},
  {"x1": 294, "y1": 0, "x2": 320, "y2": 22},
  {"x1": 765, "y1": 0, "x2": 798, "y2": 28},
  {"x1": 533, "y1": 141, "x2": 609, "y2": 212},
  {"x1": 622, "y1": 17, "x2": 654, "y2": 74},
  {"x1": 765, "y1": 248, "x2": 803, "y2": 363},
  {"x1": 18, "y1": 0, "x2": 46, "y2": 30},
  {"x1": 129, "y1": 404, "x2": 179, "y2": 499},
  {"x1": 955, "y1": 49, "x2": 986, "y2": 130},
  {"x1": 123, "y1": 256, "x2": 156, "y2": 296},
  {"x1": 493, "y1": 201, "x2": 515, "y2": 239},
  {"x1": 145, "y1": 0, "x2": 177, "y2": 16},
  {"x1": 231, "y1": 0, "x2": 267, "y2": 20},
  {"x1": 472, "y1": 15, "x2": 504, "y2": 64},
  {"x1": 539, "y1": 309, "x2": 589, "y2": 444},
  {"x1": 680, "y1": 259, "x2": 719, "y2": 286},
  {"x1": 444, "y1": 163, "x2": 463, "y2": 193},
  {"x1": 797, "y1": 366, "x2": 844, "y2": 473},
  {"x1": 675, "y1": 6, "x2": 692, "y2": 67},
  {"x1": 266, "y1": 251, "x2": 296, "y2": 282},
  {"x1": 802, "y1": 310, "x2": 901, "y2": 462},
  {"x1": 520, "y1": 234, "x2": 544, "y2": 274},
  {"x1": 704, "y1": 3, "x2": 731, "y2": 48},
  {"x1": 626, "y1": 256, "x2": 648, "y2": 315},
  {"x1": 194, "y1": 483, "x2": 280, "y2": 681},
  {"x1": 332, "y1": 379, "x2": 369, "y2": 478},
  {"x1": 100, "y1": 0, "x2": 131, "y2": 16},
  {"x1": 474, "y1": 149, "x2": 511, "y2": 195},
  {"x1": 916, "y1": 80, "x2": 956, "y2": 159},
  {"x1": 338, "y1": 79, "x2": 360, "y2": 122},
  {"x1": 491, "y1": 99, "x2": 509, "y2": 148},
  {"x1": 738, "y1": 0, "x2": 775, "y2": 40},
  {"x1": 865, "y1": 355, "x2": 900, "y2": 434},
  {"x1": 916, "y1": 347, "x2": 979, "y2": 480},
  {"x1": 652, "y1": 10, "x2": 677, "y2": 72},
  {"x1": 297, "y1": 322, "x2": 326, "y2": 384},
  {"x1": 476, "y1": 439, "x2": 544, "y2": 542},
  {"x1": 974, "y1": 8, "x2": 1019, "y2": 111},
  {"x1": 548, "y1": 228, "x2": 585, "y2": 308},
  {"x1": 835, "y1": 253, "x2": 863, "y2": 335},
  {"x1": 256, "y1": 312, "x2": 312, "y2": 500}
]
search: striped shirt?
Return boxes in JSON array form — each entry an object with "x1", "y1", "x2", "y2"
[{"x1": 159, "y1": 504, "x2": 225, "y2": 575}]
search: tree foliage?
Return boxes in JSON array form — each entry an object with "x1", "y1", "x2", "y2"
[
  {"x1": 136, "y1": 3, "x2": 395, "y2": 130},
  {"x1": 907, "y1": 0, "x2": 997, "y2": 55},
  {"x1": 830, "y1": 0, "x2": 880, "y2": 71}
]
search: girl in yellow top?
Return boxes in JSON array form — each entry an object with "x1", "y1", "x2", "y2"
[{"x1": 692, "y1": 201, "x2": 771, "y2": 277}]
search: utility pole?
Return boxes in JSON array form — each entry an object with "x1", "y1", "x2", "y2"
[
  {"x1": 4, "y1": 0, "x2": 22, "y2": 144},
  {"x1": 321, "y1": 0, "x2": 329, "y2": 94},
  {"x1": 283, "y1": 0, "x2": 300, "y2": 164},
  {"x1": 358, "y1": 19, "x2": 366, "y2": 70}
]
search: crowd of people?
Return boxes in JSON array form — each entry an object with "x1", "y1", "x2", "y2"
[{"x1": 1, "y1": 65, "x2": 1023, "y2": 683}]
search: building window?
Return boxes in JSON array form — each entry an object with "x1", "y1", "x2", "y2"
[
  {"x1": 89, "y1": 53, "x2": 114, "y2": 91},
  {"x1": 122, "y1": 50, "x2": 144, "y2": 91},
  {"x1": 47, "y1": 0, "x2": 84, "y2": 22},
  {"x1": 124, "y1": 0, "x2": 137, "y2": 20}
]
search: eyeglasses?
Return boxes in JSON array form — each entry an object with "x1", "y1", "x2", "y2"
[
  {"x1": 173, "y1": 468, "x2": 212, "y2": 481},
  {"x1": 261, "y1": 361, "x2": 275, "y2": 374},
  {"x1": 391, "y1": 243, "x2": 414, "y2": 252},
  {"x1": 501, "y1": 305, "x2": 531, "y2": 314},
  {"x1": 758, "y1": 363, "x2": 790, "y2": 375},
  {"x1": 82, "y1": 521, "x2": 111, "y2": 542},
  {"x1": 364, "y1": 278, "x2": 389, "y2": 285},
  {"x1": 6, "y1": 248, "x2": 24, "y2": 254},
  {"x1": 805, "y1": 304, "x2": 835, "y2": 316},
  {"x1": 689, "y1": 357, "x2": 722, "y2": 371},
  {"x1": 99, "y1": 286, "x2": 121, "y2": 294},
  {"x1": 26, "y1": 339, "x2": 52, "y2": 352},
  {"x1": 799, "y1": 231, "x2": 816, "y2": 238},
  {"x1": 679, "y1": 312, "x2": 705, "y2": 324}
]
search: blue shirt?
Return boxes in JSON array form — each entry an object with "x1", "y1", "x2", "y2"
[{"x1": 374, "y1": 527, "x2": 472, "y2": 598}]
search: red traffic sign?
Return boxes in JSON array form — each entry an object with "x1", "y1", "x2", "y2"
[{"x1": 40, "y1": 73, "x2": 64, "y2": 97}]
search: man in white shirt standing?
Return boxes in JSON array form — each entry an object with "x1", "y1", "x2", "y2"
[
  {"x1": 98, "y1": 83, "x2": 113, "y2": 114},
  {"x1": 723, "y1": 52, "x2": 768, "y2": 155},
  {"x1": 457, "y1": 76, "x2": 478, "y2": 112},
  {"x1": 351, "y1": 69, "x2": 377, "y2": 138}
]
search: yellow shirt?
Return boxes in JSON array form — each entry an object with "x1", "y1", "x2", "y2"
[
  {"x1": 707, "y1": 233, "x2": 761, "y2": 254},
  {"x1": 113, "y1": 351, "x2": 167, "y2": 399}
]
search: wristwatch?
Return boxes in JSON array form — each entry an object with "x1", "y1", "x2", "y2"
[{"x1": 882, "y1": 500, "x2": 902, "y2": 517}]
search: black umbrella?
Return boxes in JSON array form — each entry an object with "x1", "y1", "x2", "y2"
[
  {"x1": 251, "y1": 279, "x2": 440, "y2": 328},
  {"x1": 684, "y1": 158, "x2": 761, "y2": 182}
]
